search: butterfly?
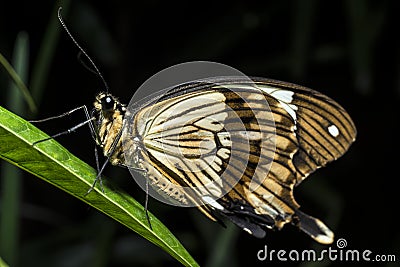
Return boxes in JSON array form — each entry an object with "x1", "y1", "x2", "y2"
[
  {"x1": 51, "y1": 7, "x2": 356, "y2": 245},
  {"x1": 92, "y1": 76, "x2": 356, "y2": 245}
]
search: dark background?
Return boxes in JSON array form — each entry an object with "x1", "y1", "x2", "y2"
[{"x1": 1, "y1": 1, "x2": 399, "y2": 266}]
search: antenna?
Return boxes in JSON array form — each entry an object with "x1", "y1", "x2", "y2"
[{"x1": 57, "y1": 7, "x2": 110, "y2": 93}]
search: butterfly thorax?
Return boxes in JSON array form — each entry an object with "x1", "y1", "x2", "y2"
[{"x1": 93, "y1": 92, "x2": 127, "y2": 166}]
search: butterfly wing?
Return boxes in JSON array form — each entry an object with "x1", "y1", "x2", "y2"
[
  {"x1": 124, "y1": 77, "x2": 356, "y2": 244},
  {"x1": 236, "y1": 78, "x2": 356, "y2": 244},
  {"x1": 252, "y1": 78, "x2": 357, "y2": 184}
]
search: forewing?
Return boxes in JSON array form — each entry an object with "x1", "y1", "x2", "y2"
[{"x1": 253, "y1": 78, "x2": 357, "y2": 184}]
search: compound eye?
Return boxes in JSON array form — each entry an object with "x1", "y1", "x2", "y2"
[{"x1": 102, "y1": 96, "x2": 115, "y2": 111}]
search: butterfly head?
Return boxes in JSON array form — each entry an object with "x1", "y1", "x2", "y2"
[{"x1": 94, "y1": 92, "x2": 126, "y2": 119}]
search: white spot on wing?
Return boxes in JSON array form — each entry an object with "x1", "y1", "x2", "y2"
[
  {"x1": 328, "y1": 124, "x2": 339, "y2": 137},
  {"x1": 202, "y1": 196, "x2": 224, "y2": 210},
  {"x1": 258, "y1": 85, "x2": 298, "y2": 124},
  {"x1": 271, "y1": 89, "x2": 294, "y2": 103},
  {"x1": 314, "y1": 219, "x2": 334, "y2": 244},
  {"x1": 243, "y1": 228, "x2": 253, "y2": 235}
]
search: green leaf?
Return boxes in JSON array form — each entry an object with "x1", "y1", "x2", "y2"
[
  {"x1": 0, "y1": 105, "x2": 199, "y2": 267},
  {"x1": 0, "y1": 256, "x2": 9, "y2": 267}
]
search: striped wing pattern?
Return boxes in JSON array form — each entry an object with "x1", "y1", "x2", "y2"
[{"x1": 123, "y1": 77, "x2": 356, "y2": 244}]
